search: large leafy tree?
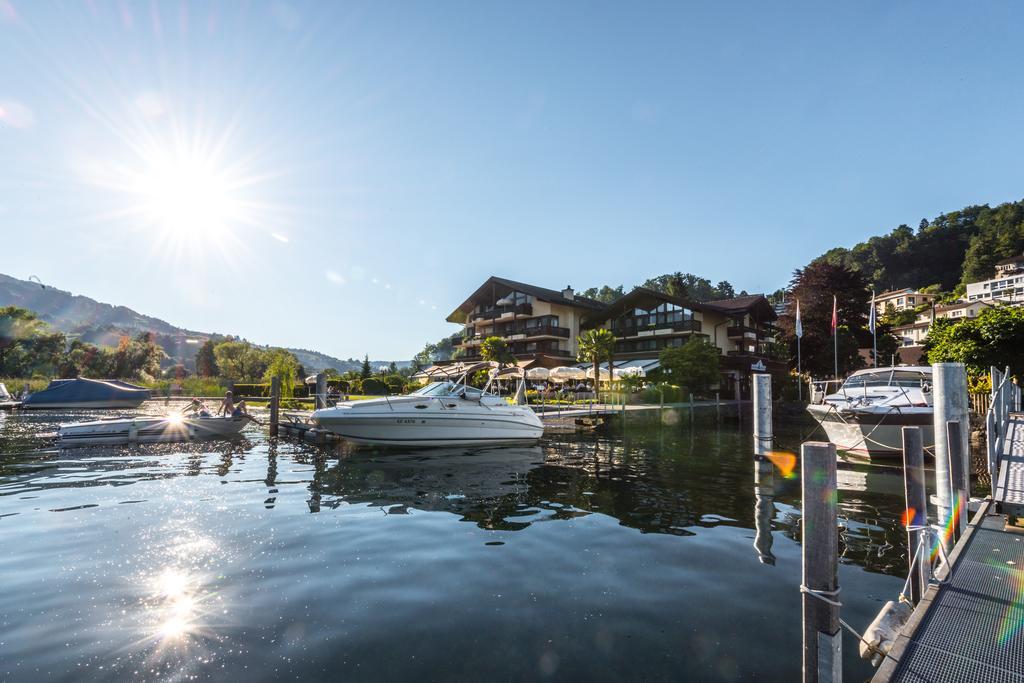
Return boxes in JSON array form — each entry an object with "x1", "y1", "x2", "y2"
[
  {"x1": 213, "y1": 341, "x2": 270, "y2": 382},
  {"x1": 776, "y1": 262, "x2": 870, "y2": 377},
  {"x1": 659, "y1": 337, "x2": 720, "y2": 395},
  {"x1": 263, "y1": 348, "x2": 301, "y2": 397},
  {"x1": 577, "y1": 328, "x2": 616, "y2": 400},
  {"x1": 480, "y1": 336, "x2": 515, "y2": 366},
  {"x1": 925, "y1": 306, "x2": 1024, "y2": 378}
]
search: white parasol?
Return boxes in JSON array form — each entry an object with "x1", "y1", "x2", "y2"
[{"x1": 548, "y1": 366, "x2": 587, "y2": 383}]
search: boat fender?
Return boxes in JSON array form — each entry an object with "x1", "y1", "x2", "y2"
[{"x1": 859, "y1": 599, "x2": 912, "y2": 666}]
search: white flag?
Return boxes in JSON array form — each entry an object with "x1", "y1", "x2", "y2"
[
  {"x1": 869, "y1": 291, "x2": 876, "y2": 334},
  {"x1": 795, "y1": 299, "x2": 803, "y2": 339}
]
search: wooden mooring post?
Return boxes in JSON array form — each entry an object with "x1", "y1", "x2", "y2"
[
  {"x1": 269, "y1": 376, "x2": 280, "y2": 437},
  {"x1": 901, "y1": 426, "x2": 928, "y2": 605},
  {"x1": 715, "y1": 392, "x2": 721, "y2": 423},
  {"x1": 315, "y1": 372, "x2": 327, "y2": 410},
  {"x1": 946, "y1": 420, "x2": 968, "y2": 542},
  {"x1": 753, "y1": 374, "x2": 772, "y2": 457},
  {"x1": 801, "y1": 441, "x2": 841, "y2": 683}
]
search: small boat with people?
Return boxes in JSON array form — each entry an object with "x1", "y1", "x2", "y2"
[
  {"x1": 806, "y1": 366, "x2": 934, "y2": 457},
  {"x1": 57, "y1": 400, "x2": 251, "y2": 447},
  {"x1": 311, "y1": 363, "x2": 544, "y2": 447},
  {"x1": 22, "y1": 377, "x2": 151, "y2": 410}
]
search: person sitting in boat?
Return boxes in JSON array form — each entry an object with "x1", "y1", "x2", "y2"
[
  {"x1": 218, "y1": 391, "x2": 249, "y2": 418},
  {"x1": 187, "y1": 397, "x2": 212, "y2": 417}
]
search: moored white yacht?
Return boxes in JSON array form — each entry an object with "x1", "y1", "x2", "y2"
[
  {"x1": 311, "y1": 367, "x2": 544, "y2": 447},
  {"x1": 806, "y1": 366, "x2": 934, "y2": 457}
]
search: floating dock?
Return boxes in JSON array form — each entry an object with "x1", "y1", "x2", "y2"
[
  {"x1": 873, "y1": 413, "x2": 1024, "y2": 682},
  {"x1": 873, "y1": 498, "x2": 1024, "y2": 682}
]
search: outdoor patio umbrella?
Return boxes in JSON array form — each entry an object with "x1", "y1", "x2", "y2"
[
  {"x1": 548, "y1": 366, "x2": 587, "y2": 383},
  {"x1": 525, "y1": 367, "x2": 550, "y2": 380}
]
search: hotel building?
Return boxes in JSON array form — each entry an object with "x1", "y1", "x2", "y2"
[
  {"x1": 444, "y1": 276, "x2": 783, "y2": 397},
  {"x1": 446, "y1": 277, "x2": 606, "y2": 366}
]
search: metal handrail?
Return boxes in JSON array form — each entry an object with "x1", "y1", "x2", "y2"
[{"x1": 986, "y1": 365, "x2": 1016, "y2": 482}]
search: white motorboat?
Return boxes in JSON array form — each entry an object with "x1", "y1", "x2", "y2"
[
  {"x1": 57, "y1": 413, "x2": 250, "y2": 447},
  {"x1": 311, "y1": 371, "x2": 544, "y2": 447},
  {"x1": 806, "y1": 367, "x2": 934, "y2": 457}
]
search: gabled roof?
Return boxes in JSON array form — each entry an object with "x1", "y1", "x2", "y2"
[
  {"x1": 934, "y1": 299, "x2": 995, "y2": 313},
  {"x1": 996, "y1": 255, "x2": 1024, "y2": 266},
  {"x1": 446, "y1": 276, "x2": 606, "y2": 323},
  {"x1": 581, "y1": 288, "x2": 777, "y2": 325},
  {"x1": 581, "y1": 286, "x2": 696, "y2": 325},
  {"x1": 703, "y1": 294, "x2": 777, "y2": 320}
]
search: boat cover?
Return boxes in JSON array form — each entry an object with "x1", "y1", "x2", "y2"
[{"x1": 23, "y1": 378, "x2": 151, "y2": 407}]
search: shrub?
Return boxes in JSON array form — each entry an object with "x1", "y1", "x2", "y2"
[
  {"x1": 640, "y1": 383, "x2": 686, "y2": 404},
  {"x1": 360, "y1": 377, "x2": 388, "y2": 395},
  {"x1": 384, "y1": 375, "x2": 406, "y2": 395},
  {"x1": 231, "y1": 383, "x2": 271, "y2": 398}
]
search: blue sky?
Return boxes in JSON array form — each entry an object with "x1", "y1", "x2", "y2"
[{"x1": 1, "y1": 2, "x2": 1022, "y2": 360}]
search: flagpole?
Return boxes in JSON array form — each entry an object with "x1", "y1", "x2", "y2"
[
  {"x1": 834, "y1": 329, "x2": 838, "y2": 379},
  {"x1": 832, "y1": 295, "x2": 839, "y2": 380},
  {"x1": 795, "y1": 298, "x2": 803, "y2": 401},
  {"x1": 871, "y1": 290, "x2": 877, "y2": 368},
  {"x1": 797, "y1": 335, "x2": 802, "y2": 401}
]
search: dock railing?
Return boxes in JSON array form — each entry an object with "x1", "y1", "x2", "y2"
[{"x1": 985, "y1": 365, "x2": 1020, "y2": 482}]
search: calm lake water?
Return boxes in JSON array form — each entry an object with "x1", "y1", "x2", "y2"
[{"x1": 0, "y1": 403, "x2": 915, "y2": 681}]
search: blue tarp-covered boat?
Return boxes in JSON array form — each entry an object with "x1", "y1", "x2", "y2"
[{"x1": 22, "y1": 378, "x2": 151, "y2": 409}]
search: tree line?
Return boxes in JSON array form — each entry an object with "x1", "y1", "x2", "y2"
[
  {"x1": 814, "y1": 198, "x2": 1024, "y2": 295},
  {"x1": 1, "y1": 306, "x2": 162, "y2": 380}
]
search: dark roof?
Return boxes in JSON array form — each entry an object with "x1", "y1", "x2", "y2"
[
  {"x1": 996, "y1": 255, "x2": 1024, "y2": 266},
  {"x1": 446, "y1": 276, "x2": 606, "y2": 323},
  {"x1": 582, "y1": 287, "x2": 697, "y2": 325},
  {"x1": 582, "y1": 288, "x2": 777, "y2": 325},
  {"x1": 703, "y1": 294, "x2": 778, "y2": 320}
]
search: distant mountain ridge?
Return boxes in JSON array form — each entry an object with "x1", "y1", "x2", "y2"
[{"x1": 0, "y1": 273, "x2": 408, "y2": 373}]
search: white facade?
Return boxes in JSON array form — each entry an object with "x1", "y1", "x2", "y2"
[
  {"x1": 965, "y1": 258, "x2": 1024, "y2": 304},
  {"x1": 874, "y1": 288, "x2": 936, "y2": 314}
]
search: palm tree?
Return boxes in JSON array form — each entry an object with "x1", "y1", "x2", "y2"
[{"x1": 577, "y1": 328, "x2": 615, "y2": 403}]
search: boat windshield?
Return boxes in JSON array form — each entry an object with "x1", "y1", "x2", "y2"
[
  {"x1": 410, "y1": 382, "x2": 458, "y2": 397},
  {"x1": 843, "y1": 370, "x2": 928, "y2": 390}
]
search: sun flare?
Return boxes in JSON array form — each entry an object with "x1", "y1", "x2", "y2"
[{"x1": 134, "y1": 151, "x2": 237, "y2": 239}]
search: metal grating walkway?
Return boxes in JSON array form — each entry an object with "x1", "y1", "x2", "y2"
[
  {"x1": 996, "y1": 417, "x2": 1024, "y2": 516},
  {"x1": 877, "y1": 510, "x2": 1024, "y2": 682}
]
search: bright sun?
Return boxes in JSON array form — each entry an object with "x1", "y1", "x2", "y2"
[{"x1": 135, "y1": 151, "x2": 237, "y2": 238}]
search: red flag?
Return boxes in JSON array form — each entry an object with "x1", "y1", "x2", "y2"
[{"x1": 831, "y1": 295, "x2": 838, "y2": 335}]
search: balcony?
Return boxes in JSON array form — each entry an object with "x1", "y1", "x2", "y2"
[
  {"x1": 470, "y1": 303, "x2": 533, "y2": 322},
  {"x1": 611, "y1": 319, "x2": 701, "y2": 338},
  {"x1": 726, "y1": 325, "x2": 758, "y2": 339},
  {"x1": 491, "y1": 324, "x2": 571, "y2": 339}
]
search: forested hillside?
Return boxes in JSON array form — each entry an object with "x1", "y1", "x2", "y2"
[{"x1": 815, "y1": 199, "x2": 1024, "y2": 293}]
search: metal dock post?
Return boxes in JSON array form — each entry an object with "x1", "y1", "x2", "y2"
[
  {"x1": 753, "y1": 374, "x2": 772, "y2": 457},
  {"x1": 901, "y1": 426, "x2": 928, "y2": 605},
  {"x1": 801, "y1": 441, "x2": 841, "y2": 683}
]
